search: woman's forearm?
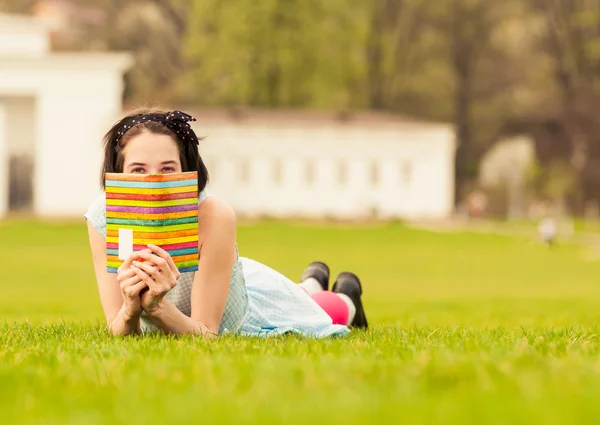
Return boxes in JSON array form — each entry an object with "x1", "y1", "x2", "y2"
[
  {"x1": 108, "y1": 306, "x2": 141, "y2": 336},
  {"x1": 145, "y1": 299, "x2": 216, "y2": 338}
]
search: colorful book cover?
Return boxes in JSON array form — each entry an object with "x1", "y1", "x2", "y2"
[{"x1": 104, "y1": 171, "x2": 199, "y2": 273}]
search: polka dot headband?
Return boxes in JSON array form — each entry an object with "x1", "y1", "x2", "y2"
[{"x1": 114, "y1": 110, "x2": 199, "y2": 146}]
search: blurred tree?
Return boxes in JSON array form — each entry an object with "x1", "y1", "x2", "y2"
[
  {"x1": 65, "y1": 0, "x2": 190, "y2": 103},
  {"x1": 180, "y1": 0, "x2": 364, "y2": 108},
  {"x1": 528, "y1": 0, "x2": 600, "y2": 210},
  {"x1": 419, "y1": 0, "x2": 528, "y2": 203},
  {"x1": 0, "y1": 0, "x2": 37, "y2": 13},
  {"x1": 364, "y1": 0, "x2": 431, "y2": 110},
  {"x1": 178, "y1": 0, "x2": 532, "y2": 206},
  {"x1": 447, "y1": 0, "x2": 496, "y2": 200},
  {"x1": 527, "y1": 158, "x2": 578, "y2": 205}
]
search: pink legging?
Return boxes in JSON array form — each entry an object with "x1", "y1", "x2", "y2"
[{"x1": 307, "y1": 290, "x2": 349, "y2": 325}]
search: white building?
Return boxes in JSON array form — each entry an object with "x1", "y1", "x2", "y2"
[
  {"x1": 0, "y1": 13, "x2": 132, "y2": 217},
  {"x1": 193, "y1": 110, "x2": 456, "y2": 220}
]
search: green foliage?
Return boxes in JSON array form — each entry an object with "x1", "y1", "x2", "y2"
[
  {"x1": 527, "y1": 159, "x2": 578, "y2": 203},
  {"x1": 64, "y1": 0, "x2": 522, "y2": 131},
  {"x1": 180, "y1": 0, "x2": 366, "y2": 108}
]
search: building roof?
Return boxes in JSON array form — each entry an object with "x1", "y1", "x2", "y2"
[
  {"x1": 0, "y1": 12, "x2": 55, "y2": 32},
  {"x1": 123, "y1": 106, "x2": 455, "y2": 132},
  {"x1": 0, "y1": 52, "x2": 133, "y2": 70}
]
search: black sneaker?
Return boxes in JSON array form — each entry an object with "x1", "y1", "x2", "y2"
[
  {"x1": 300, "y1": 261, "x2": 330, "y2": 291},
  {"x1": 332, "y1": 272, "x2": 368, "y2": 329}
]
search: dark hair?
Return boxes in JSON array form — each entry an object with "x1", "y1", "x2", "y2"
[{"x1": 100, "y1": 108, "x2": 209, "y2": 192}]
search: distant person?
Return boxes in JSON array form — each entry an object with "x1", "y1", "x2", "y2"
[
  {"x1": 85, "y1": 109, "x2": 367, "y2": 337},
  {"x1": 466, "y1": 190, "x2": 487, "y2": 218},
  {"x1": 538, "y1": 216, "x2": 557, "y2": 247}
]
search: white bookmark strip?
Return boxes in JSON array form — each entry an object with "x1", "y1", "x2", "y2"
[{"x1": 118, "y1": 228, "x2": 134, "y2": 260}]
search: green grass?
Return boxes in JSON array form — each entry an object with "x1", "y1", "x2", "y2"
[{"x1": 2, "y1": 219, "x2": 600, "y2": 424}]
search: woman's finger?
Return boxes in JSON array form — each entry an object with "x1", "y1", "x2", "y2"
[
  {"x1": 119, "y1": 274, "x2": 143, "y2": 289},
  {"x1": 117, "y1": 266, "x2": 137, "y2": 280},
  {"x1": 117, "y1": 251, "x2": 147, "y2": 280},
  {"x1": 123, "y1": 280, "x2": 148, "y2": 298},
  {"x1": 147, "y1": 244, "x2": 179, "y2": 277},
  {"x1": 137, "y1": 250, "x2": 169, "y2": 274},
  {"x1": 132, "y1": 264, "x2": 157, "y2": 287},
  {"x1": 119, "y1": 250, "x2": 143, "y2": 270},
  {"x1": 132, "y1": 260, "x2": 160, "y2": 280}
]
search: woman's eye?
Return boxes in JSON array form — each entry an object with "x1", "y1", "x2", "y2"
[
  {"x1": 162, "y1": 167, "x2": 175, "y2": 173},
  {"x1": 131, "y1": 168, "x2": 145, "y2": 173}
]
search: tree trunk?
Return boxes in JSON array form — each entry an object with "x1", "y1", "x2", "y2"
[
  {"x1": 451, "y1": 1, "x2": 474, "y2": 206},
  {"x1": 366, "y1": 0, "x2": 386, "y2": 109},
  {"x1": 453, "y1": 57, "x2": 473, "y2": 205},
  {"x1": 266, "y1": 1, "x2": 285, "y2": 107}
]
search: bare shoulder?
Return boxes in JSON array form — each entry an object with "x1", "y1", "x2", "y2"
[
  {"x1": 198, "y1": 196, "x2": 236, "y2": 240},
  {"x1": 198, "y1": 195, "x2": 236, "y2": 223}
]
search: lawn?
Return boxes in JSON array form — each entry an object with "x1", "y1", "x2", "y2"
[{"x1": 2, "y1": 219, "x2": 600, "y2": 424}]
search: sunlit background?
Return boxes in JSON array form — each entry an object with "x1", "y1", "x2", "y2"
[
  {"x1": 4, "y1": 2, "x2": 600, "y2": 425},
  {"x1": 2, "y1": 0, "x2": 599, "y2": 225}
]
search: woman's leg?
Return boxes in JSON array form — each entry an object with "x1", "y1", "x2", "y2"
[
  {"x1": 299, "y1": 262, "x2": 368, "y2": 328},
  {"x1": 310, "y1": 291, "x2": 351, "y2": 325},
  {"x1": 299, "y1": 261, "x2": 329, "y2": 292}
]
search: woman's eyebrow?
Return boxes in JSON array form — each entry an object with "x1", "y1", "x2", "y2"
[
  {"x1": 128, "y1": 162, "x2": 146, "y2": 166},
  {"x1": 161, "y1": 160, "x2": 177, "y2": 165}
]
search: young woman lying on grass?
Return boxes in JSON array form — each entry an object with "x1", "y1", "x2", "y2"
[{"x1": 85, "y1": 109, "x2": 368, "y2": 338}]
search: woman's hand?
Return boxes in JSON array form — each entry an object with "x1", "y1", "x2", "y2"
[
  {"x1": 116, "y1": 253, "x2": 148, "y2": 319},
  {"x1": 132, "y1": 244, "x2": 181, "y2": 315}
]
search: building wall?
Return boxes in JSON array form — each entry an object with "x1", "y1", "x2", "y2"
[
  {"x1": 0, "y1": 63, "x2": 453, "y2": 220},
  {"x1": 198, "y1": 124, "x2": 455, "y2": 219},
  {"x1": 0, "y1": 54, "x2": 131, "y2": 217},
  {"x1": 34, "y1": 75, "x2": 124, "y2": 215}
]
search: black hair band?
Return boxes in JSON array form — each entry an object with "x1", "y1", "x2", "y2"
[{"x1": 114, "y1": 110, "x2": 199, "y2": 146}]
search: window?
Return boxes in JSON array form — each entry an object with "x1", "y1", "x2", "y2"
[
  {"x1": 400, "y1": 161, "x2": 412, "y2": 186},
  {"x1": 338, "y1": 160, "x2": 348, "y2": 186},
  {"x1": 370, "y1": 160, "x2": 380, "y2": 187},
  {"x1": 305, "y1": 159, "x2": 315, "y2": 185},
  {"x1": 239, "y1": 157, "x2": 251, "y2": 184},
  {"x1": 272, "y1": 158, "x2": 283, "y2": 184}
]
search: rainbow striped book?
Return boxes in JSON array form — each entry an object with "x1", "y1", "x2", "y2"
[{"x1": 105, "y1": 171, "x2": 199, "y2": 273}]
